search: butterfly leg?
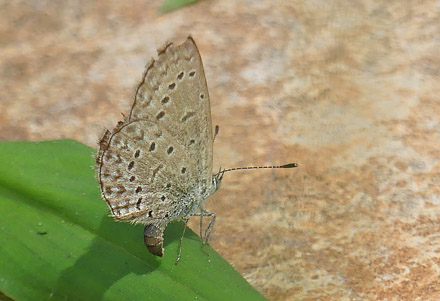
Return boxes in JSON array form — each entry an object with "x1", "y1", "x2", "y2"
[
  {"x1": 202, "y1": 209, "x2": 216, "y2": 245},
  {"x1": 191, "y1": 209, "x2": 216, "y2": 244},
  {"x1": 199, "y1": 211, "x2": 204, "y2": 241},
  {"x1": 175, "y1": 218, "x2": 189, "y2": 264}
]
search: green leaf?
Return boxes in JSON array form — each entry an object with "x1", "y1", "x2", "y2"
[
  {"x1": 160, "y1": 0, "x2": 199, "y2": 13},
  {"x1": 0, "y1": 140, "x2": 265, "y2": 300}
]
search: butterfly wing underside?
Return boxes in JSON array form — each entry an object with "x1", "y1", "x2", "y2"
[{"x1": 97, "y1": 37, "x2": 214, "y2": 227}]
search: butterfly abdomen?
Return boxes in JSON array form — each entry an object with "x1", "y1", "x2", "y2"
[{"x1": 143, "y1": 223, "x2": 165, "y2": 257}]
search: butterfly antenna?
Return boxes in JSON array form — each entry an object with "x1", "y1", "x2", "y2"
[
  {"x1": 213, "y1": 125, "x2": 219, "y2": 142},
  {"x1": 215, "y1": 163, "x2": 298, "y2": 177}
]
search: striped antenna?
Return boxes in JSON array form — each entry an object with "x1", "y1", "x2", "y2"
[{"x1": 215, "y1": 163, "x2": 298, "y2": 178}]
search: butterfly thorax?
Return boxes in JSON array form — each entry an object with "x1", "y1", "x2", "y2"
[{"x1": 184, "y1": 174, "x2": 221, "y2": 217}]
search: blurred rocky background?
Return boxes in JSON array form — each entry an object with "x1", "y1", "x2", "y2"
[{"x1": 1, "y1": 0, "x2": 439, "y2": 299}]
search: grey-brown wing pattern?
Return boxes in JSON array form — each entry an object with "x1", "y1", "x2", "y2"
[
  {"x1": 129, "y1": 37, "x2": 213, "y2": 194},
  {"x1": 96, "y1": 37, "x2": 214, "y2": 226},
  {"x1": 97, "y1": 120, "x2": 198, "y2": 224}
]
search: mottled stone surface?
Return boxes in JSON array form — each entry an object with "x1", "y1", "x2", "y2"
[{"x1": 1, "y1": 0, "x2": 439, "y2": 299}]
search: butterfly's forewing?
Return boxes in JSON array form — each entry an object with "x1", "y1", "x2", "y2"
[{"x1": 129, "y1": 37, "x2": 214, "y2": 195}]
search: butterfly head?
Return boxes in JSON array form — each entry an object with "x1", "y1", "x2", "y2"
[{"x1": 212, "y1": 168, "x2": 225, "y2": 193}]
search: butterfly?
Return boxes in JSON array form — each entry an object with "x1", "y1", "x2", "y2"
[{"x1": 96, "y1": 36, "x2": 297, "y2": 263}]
